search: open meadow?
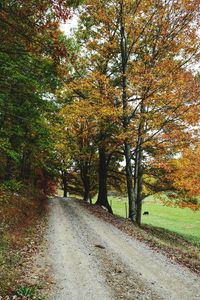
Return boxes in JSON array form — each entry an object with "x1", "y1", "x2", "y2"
[{"x1": 103, "y1": 196, "x2": 200, "y2": 247}]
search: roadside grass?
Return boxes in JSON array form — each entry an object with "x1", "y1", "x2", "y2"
[
  {"x1": 91, "y1": 195, "x2": 200, "y2": 248},
  {"x1": 141, "y1": 199, "x2": 200, "y2": 247},
  {"x1": 58, "y1": 190, "x2": 200, "y2": 248},
  {"x1": 80, "y1": 198, "x2": 200, "y2": 274},
  {"x1": 56, "y1": 189, "x2": 82, "y2": 199},
  {"x1": 0, "y1": 234, "x2": 18, "y2": 296},
  {"x1": 57, "y1": 189, "x2": 64, "y2": 197}
]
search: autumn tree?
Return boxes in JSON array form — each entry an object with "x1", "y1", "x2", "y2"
[
  {"x1": 60, "y1": 67, "x2": 122, "y2": 211},
  {"x1": 58, "y1": 3, "x2": 124, "y2": 211},
  {"x1": 60, "y1": 100, "x2": 98, "y2": 201},
  {"x1": 170, "y1": 146, "x2": 200, "y2": 206},
  {"x1": 148, "y1": 145, "x2": 200, "y2": 211},
  {"x1": 74, "y1": 0, "x2": 200, "y2": 225}
]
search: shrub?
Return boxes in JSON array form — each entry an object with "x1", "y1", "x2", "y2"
[{"x1": 2, "y1": 179, "x2": 24, "y2": 192}]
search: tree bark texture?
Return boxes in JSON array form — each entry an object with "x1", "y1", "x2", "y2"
[
  {"x1": 134, "y1": 102, "x2": 145, "y2": 226},
  {"x1": 96, "y1": 146, "x2": 113, "y2": 214},
  {"x1": 134, "y1": 143, "x2": 143, "y2": 226},
  {"x1": 125, "y1": 141, "x2": 137, "y2": 222}
]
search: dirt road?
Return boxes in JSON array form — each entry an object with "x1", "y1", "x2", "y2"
[{"x1": 46, "y1": 197, "x2": 200, "y2": 300}]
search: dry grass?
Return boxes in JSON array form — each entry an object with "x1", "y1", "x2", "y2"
[{"x1": 0, "y1": 187, "x2": 47, "y2": 297}]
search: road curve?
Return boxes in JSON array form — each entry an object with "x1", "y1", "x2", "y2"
[{"x1": 46, "y1": 197, "x2": 200, "y2": 300}]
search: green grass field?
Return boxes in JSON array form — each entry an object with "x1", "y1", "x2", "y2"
[{"x1": 104, "y1": 196, "x2": 200, "y2": 247}]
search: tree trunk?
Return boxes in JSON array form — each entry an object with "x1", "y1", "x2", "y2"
[
  {"x1": 80, "y1": 164, "x2": 91, "y2": 202},
  {"x1": 95, "y1": 146, "x2": 113, "y2": 213},
  {"x1": 5, "y1": 156, "x2": 13, "y2": 180},
  {"x1": 83, "y1": 176, "x2": 90, "y2": 202},
  {"x1": 21, "y1": 149, "x2": 31, "y2": 180},
  {"x1": 119, "y1": 2, "x2": 136, "y2": 222},
  {"x1": 124, "y1": 141, "x2": 137, "y2": 222},
  {"x1": 62, "y1": 171, "x2": 68, "y2": 197},
  {"x1": 134, "y1": 103, "x2": 145, "y2": 226},
  {"x1": 134, "y1": 143, "x2": 143, "y2": 226},
  {"x1": 63, "y1": 181, "x2": 68, "y2": 197}
]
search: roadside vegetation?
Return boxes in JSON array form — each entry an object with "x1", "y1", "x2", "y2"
[
  {"x1": 80, "y1": 198, "x2": 200, "y2": 275},
  {"x1": 59, "y1": 188, "x2": 200, "y2": 270},
  {"x1": 59, "y1": 185, "x2": 200, "y2": 249},
  {"x1": 0, "y1": 183, "x2": 47, "y2": 297},
  {"x1": 97, "y1": 196, "x2": 200, "y2": 247}
]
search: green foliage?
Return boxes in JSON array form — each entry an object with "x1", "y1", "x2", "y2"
[
  {"x1": 1, "y1": 179, "x2": 24, "y2": 192},
  {"x1": 16, "y1": 286, "x2": 38, "y2": 298},
  {"x1": 0, "y1": 1, "x2": 72, "y2": 187},
  {"x1": 182, "y1": 198, "x2": 199, "y2": 205}
]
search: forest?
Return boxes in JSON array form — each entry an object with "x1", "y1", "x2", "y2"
[{"x1": 1, "y1": 0, "x2": 199, "y2": 225}]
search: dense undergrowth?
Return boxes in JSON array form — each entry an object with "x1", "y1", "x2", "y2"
[{"x1": 0, "y1": 186, "x2": 47, "y2": 297}]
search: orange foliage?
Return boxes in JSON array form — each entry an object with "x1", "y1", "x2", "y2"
[
  {"x1": 170, "y1": 146, "x2": 200, "y2": 199},
  {"x1": 59, "y1": 0, "x2": 200, "y2": 213}
]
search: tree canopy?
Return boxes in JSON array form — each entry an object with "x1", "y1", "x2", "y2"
[{"x1": 1, "y1": 0, "x2": 200, "y2": 225}]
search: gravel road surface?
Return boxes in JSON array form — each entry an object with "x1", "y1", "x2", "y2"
[{"x1": 46, "y1": 197, "x2": 200, "y2": 300}]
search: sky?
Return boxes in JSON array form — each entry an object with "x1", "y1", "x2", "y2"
[{"x1": 60, "y1": 15, "x2": 78, "y2": 36}]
